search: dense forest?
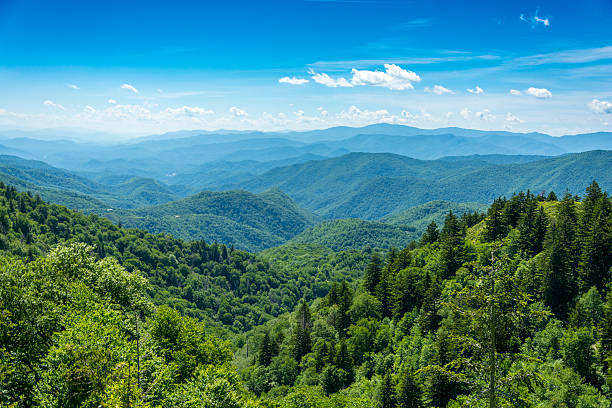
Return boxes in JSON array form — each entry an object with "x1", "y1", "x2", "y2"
[
  {"x1": 236, "y1": 183, "x2": 612, "y2": 406},
  {"x1": 0, "y1": 183, "x2": 361, "y2": 335},
  {"x1": 1, "y1": 181, "x2": 611, "y2": 406}
]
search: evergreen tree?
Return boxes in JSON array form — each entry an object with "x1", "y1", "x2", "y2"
[
  {"x1": 579, "y1": 194, "x2": 611, "y2": 291},
  {"x1": 379, "y1": 371, "x2": 396, "y2": 408},
  {"x1": 336, "y1": 340, "x2": 354, "y2": 386},
  {"x1": 544, "y1": 194, "x2": 579, "y2": 317},
  {"x1": 420, "y1": 222, "x2": 439, "y2": 246},
  {"x1": 418, "y1": 272, "x2": 442, "y2": 333},
  {"x1": 377, "y1": 267, "x2": 394, "y2": 318},
  {"x1": 396, "y1": 369, "x2": 422, "y2": 408},
  {"x1": 485, "y1": 198, "x2": 508, "y2": 242},
  {"x1": 365, "y1": 253, "x2": 383, "y2": 293},
  {"x1": 547, "y1": 191, "x2": 558, "y2": 201},
  {"x1": 292, "y1": 301, "x2": 313, "y2": 362},
  {"x1": 438, "y1": 211, "x2": 467, "y2": 278},
  {"x1": 258, "y1": 331, "x2": 273, "y2": 366}
]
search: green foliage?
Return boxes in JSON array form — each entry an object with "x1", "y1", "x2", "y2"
[
  {"x1": 107, "y1": 188, "x2": 319, "y2": 252},
  {"x1": 289, "y1": 218, "x2": 418, "y2": 251},
  {"x1": 236, "y1": 183, "x2": 611, "y2": 407}
]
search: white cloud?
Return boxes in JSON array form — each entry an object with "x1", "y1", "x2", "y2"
[
  {"x1": 349, "y1": 64, "x2": 421, "y2": 90},
  {"x1": 467, "y1": 86, "x2": 484, "y2": 95},
  {"x1": 279, "y1": 76, "x2": 309, "y2": 85},
  {"x1": 510, "y1": 89, "x2": 522, "y2": 96},
  {"x1": 460, "y1": 107, "x2": 472, "y2": 119},
  {"x1": 120, "y1": 83, "x2": 139, "y2": 93},
  {"x1": 525, "y1": 87, "x2": 552, "y2": 99},
  {"x1": 43, "y1": 100, "x2": 65, "y2": 110},
  {"x1": 309, "y1": 70, "x2": 353, "y2": 88},
  {"x1": 425, "y1": 85, "x2": 453, "y2": 95},
  {"x1": 108, "y1": 99, "x2": 117, "y2": 104},
  {"x1": 589, "y1": 99, "x2": 612, "y2": 114},
  {"x1": 317, "y1": 107, "x2": 329, "y2": 117},
  {"x1": 308, "y1": 64, "x2": 420, "y2": 90},
  {"x1": 336, "y1": 105, "x2": 394, "y2": 123},
  {"x1": 165, "y1": 106, "x2": 214, "y2": 117},
  {"x1": 506, "y1": 112, "x2": 524, "y2": 124},
  {"x1": 67, "y1": 84, "x2": 79, "y2": 90},
  {"x1": 476, "y1": 109, "x2": 495, "y2": 121},
  {"x1": 229, "y1": 106, "x2": 248, "y2": 117}
]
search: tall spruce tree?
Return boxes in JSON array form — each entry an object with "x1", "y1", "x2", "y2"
[
  {"x1": 365, "y1": 253, "x2": 383, "y2": 293},
  {"x1": 292, "y1": 300, "x2": 313, "y2": 362}
]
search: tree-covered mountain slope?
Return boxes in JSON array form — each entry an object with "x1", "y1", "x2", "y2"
[
  {"x1": 237, "y1": 150, "x2": 612, "y2": 219},
  {"x1": 0, "y1": 154, "x2": 182, "y2": 210},
  {"x1": 381, "y1": 200, "x2": 488, "y2": 230},
  {"x1": 288, "y1": 219, "x2": 420, "y2": 251},
  {"x1": 0, "y1": 182, "x2": 341, "y2": 336},
  {"x1": 105, "y1": 188, "x2": 321, "y2": 251},
  {"x1": 235, "y1": 182, "x2": 612, "y2": 407}
]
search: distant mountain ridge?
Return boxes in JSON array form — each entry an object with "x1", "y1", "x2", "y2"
[
  {"x1": 235, "y1": 150, "x2": 612, "y2": 219},
  {"x1": 0, "y1": 125, "x2": 608, "y2": 185}
]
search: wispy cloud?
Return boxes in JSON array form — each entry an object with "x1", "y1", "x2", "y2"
[
  {"x1": 425, "y1": 85, "x2": 453, "y2": 95},
  {"x1": 589, "y1": 99, "x2": 612, "y2": 114},
  {"x1": 67, "y1": 84, "x2": 79, "y2": 90},
  {"x1": 520, "y1": 9, "x2": 550, "y2": 27},
  {"x1": 513, "y1": 46, "x2": 612, "y2": 66},
  {"x1": 393, "y1": 18, "x2": 433, "y2": 29},
  {"x1": 279, "y1": 76, "x2": 309, "y2": 85},
  {"x1": 43, "y1": 100, "x2": 65, "y2": 110},
  {"x1": 510, "y1": 89, "x2": 522, "y2": 96},
  {"x1": 467, "y1": 86, "x2": 484, "y2": 95},
  {"x1": 309, "y1": 54, "x2": 499, "y2": 69},
  {"x1": 120, "y1": 83, "x2": 139, "y2": 93},
  {"x1": 108, "y1": 99, "x2": 117, "y2": 104}
]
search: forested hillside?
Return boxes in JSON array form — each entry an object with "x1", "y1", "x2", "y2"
[
  {"x1": 239, "y1": 150, "x2": 612, "y2": 219},
  {"x1": 381, "y1": 200, "x2": 487, "y2": 232},
  {"x1": 0, "y1": 183, "x2": 342, "y2": 334},
  {"x1": 289, "y1": 219, "x2": 420, "y2": 251},
  {"x1": 105, "y1": 188, "x2": 320, "y2": 251},
  {"x1": 1, "y1": 180, "x2": 611, "y2": 407},
  {"x1": 235, "y1": 182, "x2": 612, "y2": 407},
  {"x1": 0, "y1": 155, "x2": 182, "y2": 210}
]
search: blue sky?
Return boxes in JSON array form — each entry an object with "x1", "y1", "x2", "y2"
[{"x1": 0, "y1": 0, "x2": 611, "y2": 137}]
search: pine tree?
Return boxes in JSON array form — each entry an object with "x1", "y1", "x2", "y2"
[
  {"x1": 396, "y1": 369, "x2": 422, "y2": 408},
  {"x1": 258, "y1": 331, "x2": 273, "y2": 366},
  {"x1": 544, "y1": 194, "x2": 579, "y2": 317},
  {"x1": 377, "y1": 268, "x2": 394, "y2": 318},
  {"x1": 418, "y1": 272, "x2": 441, "y2": 333},
  {"x1": 365, "y1": 253, "x2": 383, "y2": 293},
  {"x1": 485, "y1": 198, "x2": 508, "y2": 242},
  {"x1": 292, "y1": 300, "x2": 313, "y2": 362},
  {"x1": 420, "y1": 222, "x2": 439, "y2": 245},
  {"x1": 579, "y1": 193, "x2": 611, "y2": 291},
  {"x1": 335, "y1": 282, "x2": 353, "y2": 337},
  {"x1": 379, "y1": 371, "x2": 396, "y2": 408},
  {"x1": 336, "y1": 340, "x2": 354, "y2": 386},
  {"x1": 439, "y1": 211, "x2": 467, "y2": 278}
]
